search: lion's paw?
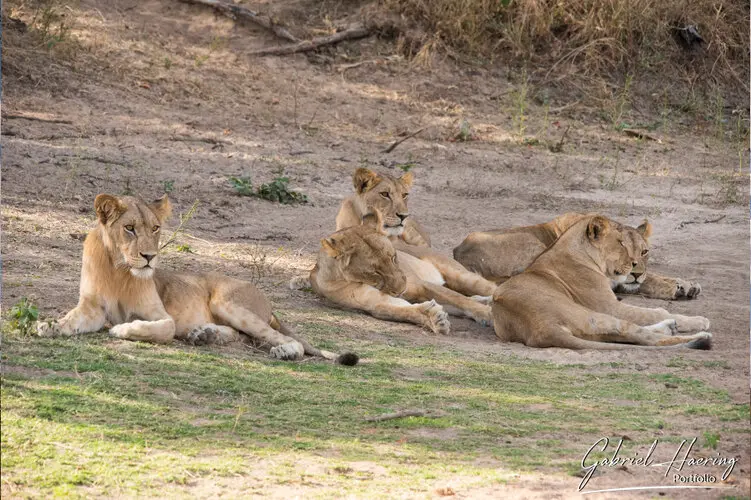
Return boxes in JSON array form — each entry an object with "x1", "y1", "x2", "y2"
[
  {"x1": 676, "y1": 316, "x2": 710, "y2": 333},
  {"x1": 419, "y1": 300, "x2": 450, "y2": 335},
  {"x1": 37, "y1": 320, "x2": 62, "y2": 338},
  {"x1": 646, "y1": 319, "x2": 678, "y2": 336},
  {"x1": 675, "y1": 280, "x2": 701, "y2": 300},
  {"x1": 470, "y1": 295, "x2": 493, "y2": 305},
  {"x1": 109, "y1": 323, "x2": 130, "y2": 339},
  {"x1": 187, "y1": 325, "x2": 219, "y2": 346},
  {"x1": 270, "y1": 341, "x2": 305, "y2": 361},
  {"x1": 288, "y1": 275, "x2": 311, "y2": 290}
]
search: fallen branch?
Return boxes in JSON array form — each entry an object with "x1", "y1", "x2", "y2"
[
  {"x1": 3, "y1": 114, "x2": 73, "y2": 125},
  {"x1": 383, "y1": 127, "x2": 425, "y2": 153},
  {"x1": 251, "y1": 24, "x2": 371, "y2": 57},
  {"x1": 364, "y1": 410, "x2": 428, "y2": 422},
  {"x1": 179, "y1": 0, "x2": 299, "y2": 43}
]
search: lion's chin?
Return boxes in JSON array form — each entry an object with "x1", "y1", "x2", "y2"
[
  {"x1": 611, "y1": 273, "x2": 628, "y2": 285},
  {"x1": 385, "y1": 225, "x2": 404, "y2": 237},
  {"x1": 130, "y1": 267, "x2": 154, "y2": 279}
]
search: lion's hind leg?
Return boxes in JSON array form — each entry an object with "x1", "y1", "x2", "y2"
[
  {"x1": 573, "y1": 312, "x2": 712, "y2": 349},
  {"x1": 210, "y1": 301, "x2": 304, "y2": 360}
]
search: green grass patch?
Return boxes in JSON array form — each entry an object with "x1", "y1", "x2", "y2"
[{"x1": 1, "y1": 331, "x2": 746, "y2": 497}]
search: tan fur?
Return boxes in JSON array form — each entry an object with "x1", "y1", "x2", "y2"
[
  {"x1": 454, "y1": 212, "x2": 702, "y2": 300},
  {"x1": 37, "y1": 194, "x2": 353, "y2": 363},
  {"x1": 306, "y1": 213, "x2": 491, "y2": 334},
  {"x1": 491, "y1": 215, "x2": 712, "y2": 350},
  {"x1": 331, "y1": 169, "x2": 499, "y2": 330},
  {"x1": 335, "y1": 167, "x2": 431, "y2": 246}
]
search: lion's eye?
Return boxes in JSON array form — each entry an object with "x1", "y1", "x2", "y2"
[
  {"x1": 619, "y1": 240, "x2": 626, "y2": 247},
  {"x1": 391, "y1": 254, "x2": 397, "y2": 263},
  {"x1": 380, "y1": 192, "x2": 390, "y2": 199},
  {"x1": 641, "y1": 249, "x2": 649, "y2": 256},
  {"x1": 153, "y1": 225, "x2": 160, "y2": 233},
  {"x1": 402, "y1": 193, "x2": 408, "y2": 199},
  {"x1": 124, "y1": 225, "x2": 135, "y2": 234}
]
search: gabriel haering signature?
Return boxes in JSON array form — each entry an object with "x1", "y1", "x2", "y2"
[{"x1": 579, "y1": 437, "x2": 738, "y2": 492}]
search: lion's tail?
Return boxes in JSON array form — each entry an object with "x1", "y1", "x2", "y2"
[{"x1": 272, "y1": 315, "x2": 359, "y2": 366}]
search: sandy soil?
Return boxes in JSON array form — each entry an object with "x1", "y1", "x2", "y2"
[{"x1": 2, "y1": 0, "x2": 749, "y2": 498}]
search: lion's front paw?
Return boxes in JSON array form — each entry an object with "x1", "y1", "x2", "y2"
[
  {"x1": 419, "y1": 300, "x2": 450, "y2": 335},
  {"x1": 675, "y1": 316, "x2": 710, "y2": 333},
  {"x1": 37, "y1": 320, "x2": 62, "y2": 338},
  {"x1": 646, "y1": 319, "x2": 678, "y2": 336},
  {"x1": 270, "y1": 341, "x2": 305, "y2": 361},
  {"x1": 470, "y1": 295, "x2": 493, "y2": 305},
  {"x1": 187, "y1": 325, "x2": 218, "y2": 346},
  {"x1": 109, "y1": 323, "x2": 129, "y2": 339},
  {"x1": 674, "y1": 280, "x2": 702, "y2": 300},
  {"x1": 288, "y1": 275, "x2": 311, "y2": 291}
]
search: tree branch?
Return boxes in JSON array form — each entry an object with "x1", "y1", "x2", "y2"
[
  {"x1": 179, "y1": 0, "x2": 299, "y2": 43},
  {"x1": 250, "y1": 24, "x2": 371, "y2": 57}
]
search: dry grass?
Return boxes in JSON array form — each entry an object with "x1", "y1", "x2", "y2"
[{"x1": 381, "y1": 0, "x2": 748, "y2": 103}]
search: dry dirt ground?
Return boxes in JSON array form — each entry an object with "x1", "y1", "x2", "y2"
[{"x1": 2, "y1": 0, "x2": 749, "y2": 498}]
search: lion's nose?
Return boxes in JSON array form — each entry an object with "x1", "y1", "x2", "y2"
[
  {"x1": 397, "y1": 213, "x2": 409, "y2": 223},
  {"x1": 141, "y1": 253, "x2": 156, "y2": 264}
]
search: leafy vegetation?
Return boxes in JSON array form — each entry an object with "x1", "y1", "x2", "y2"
[
  {"x1": 228, "y1": 173, "x2": 308, "y2": 204},
  {"x1": 5, "y1": 298, "x2": 39, "y2": 337}
]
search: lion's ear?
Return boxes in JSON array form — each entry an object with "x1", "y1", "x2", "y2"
[
  {"x1": 321, "y1": 237, "x2": 340, "y2": 257},
  {"x1": 361, "y1": 210, "x2": 385, "y2": 233},
  {"x1": 637, "y1": 219, "x2": 653, "y2": 240},
  {"x1": 150, "y1": 194, "x2": 172, "y2": 222},
  {"x1": 399, "y1": 171, "x2": 413, "y2": 189},
  {"x1": 94, "y1": 194, "x2": 126, "y2": 225},
  {"x1": 353, "y1": 168, "x2": 380, "y2": 194},
  {"x1": 586, "y1": 216, "x2": 610, "y2": 241}
]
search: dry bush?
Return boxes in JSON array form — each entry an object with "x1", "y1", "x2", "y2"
[{"x1": 380, "y1": 0, "x2": 748, "y2": 104}]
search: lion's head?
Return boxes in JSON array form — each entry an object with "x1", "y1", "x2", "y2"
[
  {"x1": 620, "y1": 221, "x2": 652, "y2": 286},
  {"x1": 585, "y1": 215, "x2": 648, "y2": 283},
  {"x1": 94, "y1": 194, "x2": 172, "y2": 279},
  {"x1": 351, "y1": 168, "x2": 413, "y2": 237},
  {"x1": 320, "y1": 211, "x2": 407, "y2": 296}
]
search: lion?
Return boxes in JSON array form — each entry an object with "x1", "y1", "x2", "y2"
[
  {"x1": 333, "y1": 168, "x2": 499, "y2": 326},
  {"x1": 491, "y1": 215, "x2": 712, "y2": 350},
  {"x1": 335, "y1": 167, "x2": 431, "y2": 247},
  {"x1": 454, "y1": 212, "x2": 702, "y2": 300},
  {"x1": 36, "y1": 193, "x2": 358, "y2": 365},
  {"x1": 300, "y1": 211, "x2": 493, "y2": 334}
]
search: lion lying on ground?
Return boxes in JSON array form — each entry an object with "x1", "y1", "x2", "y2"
[
  {"x1": 454, "y1": 212, "x2": 702, "y2": 300},
  {"x1": 491, "y1": 215, "x2": 712, "y2": 350},
  {"x1": 296, "y1": 212, "x2": 492, "y2": 334},
  {"x1": 37, "y1": 194, "x2": 358, "y2": 365},
  {"x1": 332, "y1": 168, "x2": 498, "y2": 327}
]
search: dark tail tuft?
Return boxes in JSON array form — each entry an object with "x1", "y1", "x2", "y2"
[
  {"x1": 336, "y1": 352, "x2": 359, "y2": 366},
  {"x1": 685, "y1": 335, "x2": 712, "y2": 350}
]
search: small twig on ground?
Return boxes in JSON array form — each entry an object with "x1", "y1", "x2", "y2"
[
  {"x1": 183, "y1": 233, "x2": 213, "y2": 245},
  {"x1": 622, "y1": 128, "x2": 662, "y2": 143},
  {"x1": 678, "y1": 214, "x2": 727, "y2": 229},
  {"x1": 549, "y1": 125, "x2": 570, "y2": 153},
  {"x1": 160, "y1": 200, "x2": 200, "y2": 250},
  {"x1": 383, "y1": 127, "x2": 426, "y2": 154},
  {"x1": 250, "y1": 24, "x2": 371, "y2": 57},
  {"x1": 170, "y1": 135, "x2": 230, "y2": 146},
  {"x1": 3, "y1": 114, "x2": 73, "y2": 125},
  {"x1": 178, "y1": 0, "x2": 299, "y2": 42},
  {"x1": 364, "y1": 410, "x2": 428, "y2": 422}
]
